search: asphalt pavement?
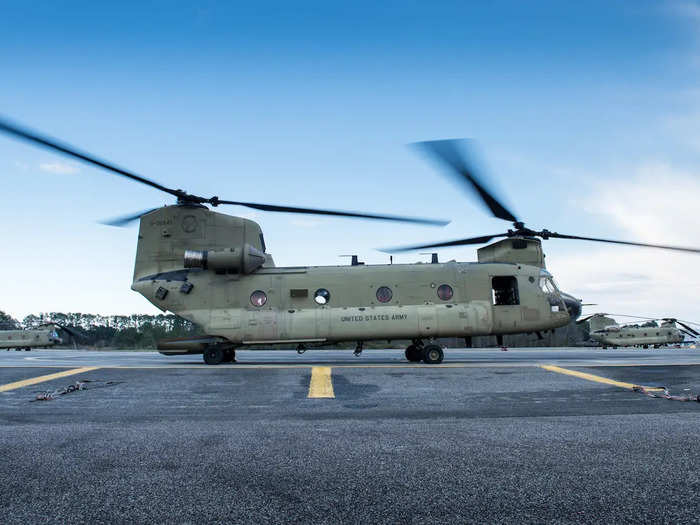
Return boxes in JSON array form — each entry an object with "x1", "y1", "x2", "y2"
[{"x1": 1, "y1": 347, "x2": 699, "y2": 523}]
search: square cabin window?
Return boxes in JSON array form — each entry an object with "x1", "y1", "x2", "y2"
[{"x1": 492, "y1": 276, "x2": 519, "y2": 306}]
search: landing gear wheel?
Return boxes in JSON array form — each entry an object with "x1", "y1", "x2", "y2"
[
  {"x1": 222, "y1": 349, "x2": 236, "y2": 363},
  {"x1": 203, "y1": 347, "x2": 225, "y2": 365},
  {"x1": 405, "y1": 345, "x2": 422, "y2": 362},
  {"x1": 422, "y1": 344, "x2": 444, "y2": 364}
]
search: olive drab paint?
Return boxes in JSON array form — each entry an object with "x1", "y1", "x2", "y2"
[
  {"x1": 587, "y1": 315, "x2": 685, "y2": 347},
  {"x1": 0, "y1": 329, "x2": 62, "y2": 350},
  {"x1": 131, "y1": 205, "x2": 573, "y2": 356}
]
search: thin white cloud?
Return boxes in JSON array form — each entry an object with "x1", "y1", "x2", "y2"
[
  {"x1": 669, "y1": 0, "x2": 700, "y2": 22},
  {"x1": 39, "y1": 162, "x2": 79, "y2": 174},
  {"x1": 550, "y1": 162, "x2": 700, "y2": 321}
]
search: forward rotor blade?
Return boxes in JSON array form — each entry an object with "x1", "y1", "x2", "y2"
[
  {"x1": 673, "y1": 320, "x2": 700, "y2": 336},
  {"x1": 37, "y1": 322, "x2": 84, "y2": 340},
  {"x1": 0, "y1": 117, "x2": 181, "y2": 198},
  {"x1": 676, "y1": 319, "x2": 700, "y2": 328},
  {"x1": 545, "y1": 232, "x2": 700, "y2": 254},
  {"x1": 215, "y1": 200, "x2": 449, "y2": 226},
  {"x1": 381, "y1": 233, "x2": 508, "y2": 253},
  {"x1": 56, "y1": 324, "x2": 86, "y2": 340},
  {"x1": 679, "y1": 328, "x2": 696, "y2": 338},
  {"x1": 99, "y1": 208, "x2": 160, "y2": 227},
  {"x1": 413, "y1": 139, "x2": 518, "y2": 223}
]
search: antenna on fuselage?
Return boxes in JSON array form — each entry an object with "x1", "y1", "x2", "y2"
[
  {"x1": 420, "y1": 252, "x2": 439, "y2": 264},
  {"x1": 340, "y1": 255, "x2": 364, "y2": 266}
]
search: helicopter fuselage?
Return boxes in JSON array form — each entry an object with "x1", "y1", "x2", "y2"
[
  {"x1": 0, "y1": 329, "x2": 62, "y2": 350},
  {"x1": 589, "y1": 325, "x2": 684, "y2": 348},
  {"x1": 130, "y1": 206, "x2": 571, "y2": 355}
]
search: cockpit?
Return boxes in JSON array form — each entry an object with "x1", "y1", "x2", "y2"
[
  {"x1": 49, "y1": 329, "x2": 62, "y2": 344},
  {"x1": 539, "y1": 270, "x2": 567, "y2": 314}
]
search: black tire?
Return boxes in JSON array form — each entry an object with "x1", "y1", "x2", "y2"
[
  {"x1": 203, "y1": 347, "x2": 225, "y2": 365},
  {"x1": 222, "y1": 349, "x2": 236, "y2": 363},
  {"x1": 422, "y1": 344, "x2": 444, "y2": 364},
  {"x1": 405, "y1": 345, "x2": 422, "y2": 362}
]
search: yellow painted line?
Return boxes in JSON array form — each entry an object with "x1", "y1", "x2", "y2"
[
  {"x1": 540, "y1": 364, "x2": 664, "y2": 391},
  {"x1": 0, "y1": 367, "x2": 99, "y2": 392},
  {"x1": 308, "y1": 366, "x2": 335, "y2": 398}
]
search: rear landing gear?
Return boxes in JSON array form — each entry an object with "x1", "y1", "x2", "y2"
[
  {"x1": 203, "y1": 346, "x2": 236, "y2": 365},
  {"x1": 404, "y1": 340, "x2": 444, "y2": 364},
  {"x1": 422, "y1": 344, "x2": 444, "y2": 364}
]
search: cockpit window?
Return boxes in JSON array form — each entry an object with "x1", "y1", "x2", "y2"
[
  {"x1": 492, "y1": 276, "x2": 519, "y2": 306},
  {"x1": 539, "y1": 270, "x2": 566, "y2": 312}
]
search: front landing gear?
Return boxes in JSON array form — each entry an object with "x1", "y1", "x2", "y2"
[
  {"x1": 354, "y1": 341, "x2": 364, "y2": 357},
  {"x1": 203, "y1": 346, "x2": 236, "y2": 365}
]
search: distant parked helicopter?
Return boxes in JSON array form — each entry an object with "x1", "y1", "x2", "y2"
[
  {"x1": 3, "y1": 117, "x2": 700, "y2": 364},
  {"x1": 578, "y1": 313, "x2": 699, "y2": 348},
  {"x1": 1, "y1": 324, "x2": 63, "y2": 351}
]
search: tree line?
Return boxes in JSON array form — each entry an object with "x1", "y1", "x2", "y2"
[{"x1": 0, "y1": 310, "x2": 202, "y2": 349}]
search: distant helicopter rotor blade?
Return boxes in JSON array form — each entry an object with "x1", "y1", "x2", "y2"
[
  {"x1": 679, "y1": 328, "x2": 696, "y2": 338},
  {"x1": 56, "y1": 324, "x2": 86, "y2": 340},
  {"x1": 412, "y1": 139, "x2": 519, "y2": 223},
  {"x1": 544, "y1": 232, "x2": 700, "y2": 254},
  {"x1": 0, "y1": 116, "x2": 183, "y2": 199},
  {"x1": 213, "y1": 200, "x2": 449, "y2": 226},
  {"x1": 666, "y1": 319, "x2": 700, "y2": 336},
  {"x1": 381, "y1": 233, "x2": 508, "y2": 253},
  {"x1": 37, "y1": 322, "x2": 84, "y2": 340},
  {"x1": 99, "y1": 208, "x2": 160, "y2": 227}
]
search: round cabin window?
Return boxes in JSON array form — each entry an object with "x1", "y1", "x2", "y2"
[
  {"x1": 250, "y1": 290, "x2": 267, "y2": 307},
  {"x1": 376, "y1": 286, "x2": 393, "y2": 303},
  {"x1": 437, "y1": 284, "x2": 453, "y2": 301},
  {"x1": 314, "y1": 288, "x2": 331, "y2": 305}
]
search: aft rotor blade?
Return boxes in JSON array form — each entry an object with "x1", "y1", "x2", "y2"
[
  {"x1": 0, "y1": 117, "x2": 181, "y2": 199},
  {"x1": 679, "y1": 328, "x2": 696, "y2": 338},
  {"x1": 382, "y1": 233, "x2": 508, "y2": 253},
  {"x1": 413, "y1": 139, "x2": 518, "y2": 223},
  {"x1": 215, "y1": 200, "x2": 449, "y2": 226},
  {"x1": 576, "y1": 314, "x2": 600, "y2": 324},
  {"x1": 100, "y1": 208, "x2": 160, "y2": 227},
  {"x1": 607, "y1": 314, "x2": 658, "y2": 320},
  {"x1": 545, "y1": 232, "x2": 700, "y2": 254}
]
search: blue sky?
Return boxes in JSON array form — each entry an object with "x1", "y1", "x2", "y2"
[{"x1": 2, "y1": 1, "x2": 700, "y2": 323}]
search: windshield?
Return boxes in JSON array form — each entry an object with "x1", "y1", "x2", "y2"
[{"x1": 539, "y1": 270, "x2": 566, "y2": 312}]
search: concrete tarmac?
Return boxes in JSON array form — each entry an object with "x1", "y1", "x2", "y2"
[{"x1": 1, "y1": 347, "x2": 700, "y2": 523}]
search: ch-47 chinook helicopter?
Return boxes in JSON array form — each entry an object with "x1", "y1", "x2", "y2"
[
  {"x1": 3, "y1": 118, "x2": 700, "y2": 365},
  {"x1": 578, "y1": 313, "x2": 699, "y2": 349},
  {"x1": 0, "y1": 322, "x2": 81, "y2": 351},
  {"x1": 0, "y1": 326, "x2": 62, "y2": 351}
]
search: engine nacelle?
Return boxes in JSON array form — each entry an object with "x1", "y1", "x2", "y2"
[{"x1": 184, "y1": 244, "x2": 266, "y2": 274}]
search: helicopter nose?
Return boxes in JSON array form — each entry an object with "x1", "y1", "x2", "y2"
[{"x1": 560, "y1": 292, "x2": 582, "y2": 321}]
